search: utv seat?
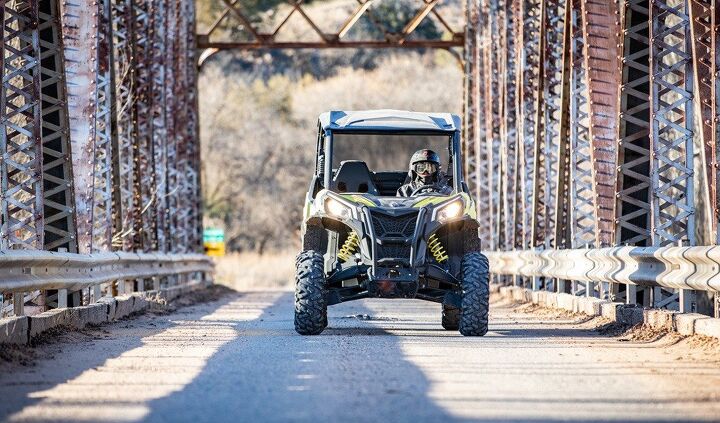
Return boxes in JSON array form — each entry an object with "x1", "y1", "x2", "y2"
[{"x1": 331, "y1": 160, "x2": 380, "y2": 195}]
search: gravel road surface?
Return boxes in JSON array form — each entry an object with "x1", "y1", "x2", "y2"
[{"x1": 1, "y1": 289, "x2": 719, "y2": 422}]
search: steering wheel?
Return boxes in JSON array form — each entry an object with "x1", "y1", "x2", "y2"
[{"x1": 411, "y1": 185, "x2": 437, "y2": 196}]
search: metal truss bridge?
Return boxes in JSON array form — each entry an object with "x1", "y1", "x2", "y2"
[
  {"x1": 1, "y1": 0, "x2": 719, "y2": 320},
  {"x1": 2, "y1": 0, "x2": 720, "y2": 420},
  {"x1": 1, "y1": 0, "x2": 720, "y2": 323}
]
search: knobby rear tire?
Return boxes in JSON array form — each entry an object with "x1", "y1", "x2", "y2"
[
  {"x1": 294, "y1": 250, "x2": 328, "y2": 335},
  {"x1": 459, "y1": 252, "x2": 490, "y2": 336},
  {"x1": 441, "y1": 304, "x2": 460, "y2": 330}
]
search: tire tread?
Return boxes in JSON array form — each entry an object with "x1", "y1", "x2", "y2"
[
  {"x1": 459, "y1": 252, "x2": 490, "y2": 336},
  {"x1": 294, "y1": 250, "x2": 327, "y2": 335}
]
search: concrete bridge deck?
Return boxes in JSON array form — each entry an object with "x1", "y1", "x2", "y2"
[{"x1": 1, "y1": 289, "x2": 719, "y2": 422}]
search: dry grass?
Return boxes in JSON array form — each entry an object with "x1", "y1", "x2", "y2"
[{"x1": 213, "y1": 251, "x2": 296, "y2": 291}]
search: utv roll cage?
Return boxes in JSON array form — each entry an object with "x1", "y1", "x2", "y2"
[{"x1": 312, "y1": 110, "x2": 468, "y2": 196}]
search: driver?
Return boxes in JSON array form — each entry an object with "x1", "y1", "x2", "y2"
[{"x1": 397, "y1": 149, "x2": 452, "y2": 197}]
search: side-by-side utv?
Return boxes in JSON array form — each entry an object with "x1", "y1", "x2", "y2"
[{"x1": 296, "y1": 110, "x2": 489, "y2": 336}]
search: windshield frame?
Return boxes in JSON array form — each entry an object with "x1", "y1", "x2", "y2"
[{"x1": 323, "y1": 129, "x2": 463, "y2": 194}]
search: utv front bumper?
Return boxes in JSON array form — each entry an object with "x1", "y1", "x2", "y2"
[{"x1": 306, "y1": 204, "x2": 478, "y2": 305}]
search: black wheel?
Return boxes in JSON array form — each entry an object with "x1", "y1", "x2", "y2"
[
  {"x1": 294, "y1": 250, "x2": 327, "y2": 335},
  {"x1": 459, "y1": 252, "x2": 490, "y2": 336},
  {"x1": 441, "y1": 304, "x2": 460, "y2": 330}
]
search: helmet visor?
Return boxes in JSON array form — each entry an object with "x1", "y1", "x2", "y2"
[{"x1": 414, "y1": 161, "x2": 438, "y2": 175}]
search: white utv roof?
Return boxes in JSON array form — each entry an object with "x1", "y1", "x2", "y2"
[{"x1": 318, "y1": 109, "x2": 460, "y2": 132}]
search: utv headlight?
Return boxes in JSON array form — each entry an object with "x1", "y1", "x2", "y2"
[
  {"x1": 434, "y1": 198, "x2": 464, "y2": 222},
  {"x1": 325, "y1": 197, "x2": 352, "y2": 219}
]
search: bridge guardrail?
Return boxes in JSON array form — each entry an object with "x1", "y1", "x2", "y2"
[
  {"x1": 0, "y1": 251, "x2": 213, "y2": 293},
  {"x1": 486, "y1": 246, "x2": 720, "y2": 293}
]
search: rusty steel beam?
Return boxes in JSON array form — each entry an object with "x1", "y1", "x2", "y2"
[
  {"x1": 111, "y1": 0, "x2": 137, "y2": 251},
  {"x1": 0, "y1": 0, "x2": 201, "y2": 260},
  {"x1": 93, "y1": 0, "x2": 116, "y2": 252},
  {"x1": 688, "y1": 0, "x2": 717, "y2": 242},
  {"x1": 198, "y1": 40, "x2": 465, "y2": 50},
  {"x1": 539, "y1": 0, "x2": 566, "y2": 249},
  {"x1": 163, "y1": 0, "x2": 177, "y2": 253},
  {"x1": 579, "y1": 0, "x2": 622, "y2": 247},
  {"x1": 150, "y1": 0, "x2": 168, "y2": 253},
  {"x1": 483, "y1": 0, "x2": 502, "y2": 251},
  {"x1": 197, "y1": 0, "x2": 464, "y2": 55},
  {"x1": 499, "y1": 0, "x2": 519, "y2": 250},
  {"x1": 186, "y1": 0, "x2": 202, "y2": 252},
  {"x1": 518, "y1": 0, "x2": 542, "y2": 250},
  {"x1": 569, "y1": 0, "x2": 596, "y2": 249},
  {"x1": 172, "y1": 0, "x2": 190, "y2": 252},
  {"x1": 529, "y1": 0, "x2": 547, "y2": 249},
  {"x1": 132, "y1": 0, "x2": 155, "y2": 252},
  {"x1": 463, "y1": 0, "x2": 484, "y2": 252},
  {"x1": 477, "y1": 2, "x2": 492, "y2": 248},
  {"x1": 1, "y1": 0, "x2": 44, "y2": 250},
  {"x1": 59, "y1": 0, "x2": 100, "y2": 254},
  {"x1": 553, "y1": 0, "x2": 572, "y2": 250}
]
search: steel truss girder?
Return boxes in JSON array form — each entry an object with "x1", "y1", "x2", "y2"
[
  {"x1": 483, "y1": 0, "x2": 503, "y2": 251},
  {"x1": 649, "y1": 0, "x2": 695, "y2": 246},
  {"x1": 186, "y1": 0, "x2": 202, "y2": 252},
  {"x1": 150, "y1": 0, "x2": 168, "y2": 253},
  {"x1": 463, "y1": 0, "x2": 480, "y2": 220},
  {"x1": 475, "y1": 1, "x2": 492, "y2": 248},
  {"x1": 111, "y1": 0, "x2": 137, "y2": 251},
  {"x1": 197, "y1": 0, "x2": 465, "y2": 51},
  {"x1": 132, "y1": 0, "x2": 156, "y2": 252},
  {"x1": 529, "y1": 0, "x2": 570, "y2": 250},
  {"x1": 173, "y1": 0, "x2": 191, "y2": 252},
  {"x1": 93, "y1": 0, "x2": 115, "y2": 252},
  {"x1": 518, "y1": 0, "x2": 542, "y2": 249},
  {"x1": 164, "y1": 0, "x2": 178, "y2": 253},
  {"x1": 38, "y1": 0, "x2": 76, "y2": 253},
  {"x1": 617, "y1": 0, "x2": 652, "y2": 247},
  {"x1": 569, "y1": 0, "x2": 596, "y2": 249},
  {"x1": 2, "y1": 0, "x2": 201, "y2": 261},
  {"x1": 1, "y1": 0, "x2": 44, "y2": 250},
  {"x1": 499, "y1": 0, "x2": 519, "y2": 250}
]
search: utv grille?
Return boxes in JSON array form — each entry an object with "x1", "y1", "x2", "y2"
[
  {"x1": 370, "y1": 211, "x2": 418, "y2": 261},
  {"x1": 371, "y1": 212, "x2": 418, "y2": 238}
]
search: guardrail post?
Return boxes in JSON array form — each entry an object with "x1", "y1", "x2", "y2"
[
  {"x1": 92, "y1": 285, "x2": 102, "y2": 303},
  {"x1": 70, "y1": 290, "x2": 81, "y2": 307},
  {"x1": 626, "y1": 284, "x2": 637, "y2": 305},
  {"x1": 13, "y1": 293, "x2": 24, "y2": 316},
  {"x1": 532, "y1": 277, "x2": 541, "y2": 291},
  {"x1": 58, "y1": 289, "x2": 68, "y2": 308},
  {"x1": 679, "y1": 289, "x2": 696, "y2": 313}
]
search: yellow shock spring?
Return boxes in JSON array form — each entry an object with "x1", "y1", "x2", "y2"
[
  {"x1": 428, "y1": 234, "x2": 449, "y2": 263},
  {"x1": 337, "y1": 231, "x2": 360, "y2": 262}
]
